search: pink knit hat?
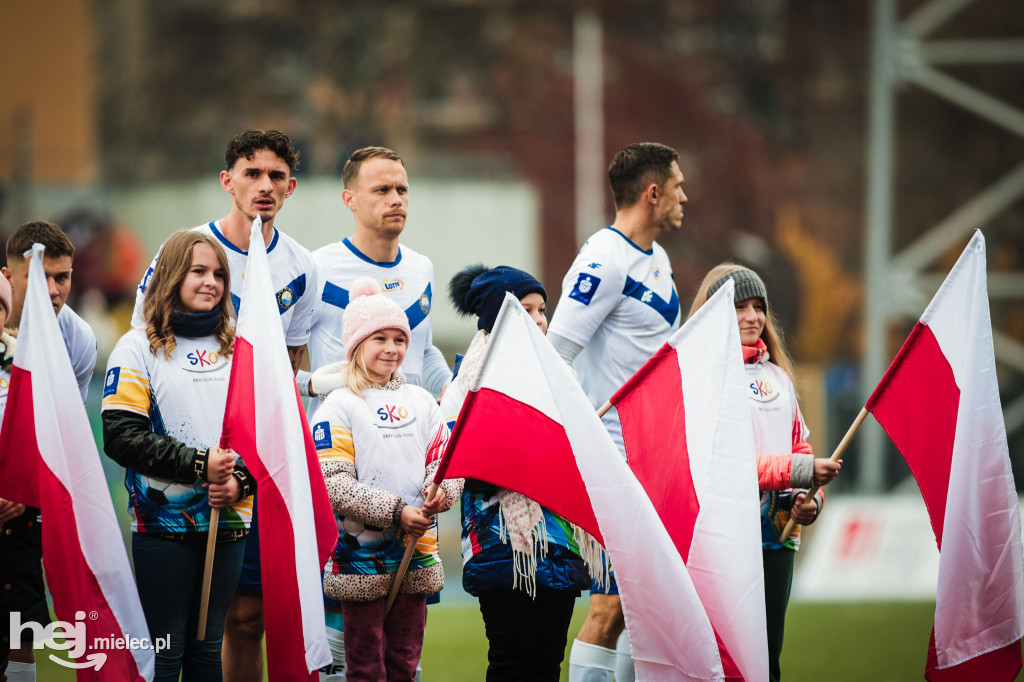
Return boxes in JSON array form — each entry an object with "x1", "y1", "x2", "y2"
[
  {"x1": 0, "y1": 275, "x2": 11, "y2": 320},
  {"x1": 342, "y1": 277, "x2": 411, "y2": 362}
]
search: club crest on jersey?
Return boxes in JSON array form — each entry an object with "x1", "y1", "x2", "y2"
[
  {"x1": 312, "y1": 421, "x2": 331, "y2": 451},
  {"x1": 103, "y1": 368, "x2": 121, "y2": 397},
  {"x1": 569, "y1": 273, "x2": 601, "y2": 305},
  {"x1": 382, "y1": 278, "x2": 404, "y2": 292},
  {"x1": 651, "y1": 266, "x2": 662, "y2": 279},
  {"x1": 749, "y1": 379, "x2": 780, "y2": 403},
  {"x1": 277, "y1": 286, "x2": 296, "y2": 310},
  {"x1": 419, "y1": 293, "x2": 431, "y2": 314}
]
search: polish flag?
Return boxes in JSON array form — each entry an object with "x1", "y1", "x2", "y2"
[
  {"x1": 865, "y1": 231, "x2": 1024, "y2": 680},
  {"x1": 610, "y1": 280, "x2": 767, "y2": 682},
  {"x1": 0, "y1": 244, "x2": 153, "y2": 680},
  {"x1": 434, "y1": 293, "x2": 724, "y2": 681},
  {"x1": 219, "y1": 218, "x2": 338, "y2": 680}
]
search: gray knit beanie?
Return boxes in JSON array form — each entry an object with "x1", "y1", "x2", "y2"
[{"x1": 708, "y1": 268, "x2": 768, "y2": 309}]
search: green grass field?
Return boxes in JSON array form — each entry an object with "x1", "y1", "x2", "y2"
[{"x1": 35, "y1": 600, "x2": 1023, "y2": 681}]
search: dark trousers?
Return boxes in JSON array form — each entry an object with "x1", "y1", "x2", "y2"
[
  {"x1": 763, "y1": 547, "x2": 796, "y2": 682},
  {"x1": 477, "y1": 588, "x2": 579, "y2": 682},
  {"x1": 133, "y1": 532, "x2": 245, "y2": 682}
]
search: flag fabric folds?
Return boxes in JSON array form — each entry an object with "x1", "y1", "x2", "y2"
[
  {"x1": 610, "y1": 280, "x2": 767, "y2": 682},
  {"x1": 434, "y1": 292, "x2": 725, "y2": 681},
  {"x1": 219, "y1": 218, "x2": 338, "y2": 680},
  {"x1": 0, "y1": 243, "x2": 153, "y2": 680},
  {"x1": 866, "y1": 231, "x2": 1024, "y2": 681}
]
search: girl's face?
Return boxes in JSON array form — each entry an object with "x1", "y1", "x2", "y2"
[
  {"x1": 520, "y1": 292, "x2": 547, "y2": 334},
  {"x1": 735, "y1": 297, "x2": 766, "y2": 346},
  {"x1": 361, "y1": 328, "x2": 408, "y2": 383},
  {"x1": 178, "y1": 243, "x2": 226, "y2": 314}
]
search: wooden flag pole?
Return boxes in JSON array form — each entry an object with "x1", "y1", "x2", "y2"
[
  {"x1": 596, "y1": 401, "x2": 612, "y2": 418},
  {"x1": 196, "y1": 506, "x2": 220, "y2": 641},
  {"x1": 385, "y1": 482, "x2": 440, "y2": 617},
  {"x1": 777, "y1": 407, "x2": 869, "y2": 543}
]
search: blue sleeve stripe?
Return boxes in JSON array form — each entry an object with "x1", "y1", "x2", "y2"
[
  {"x1": 321, "y1": 281, "x2": 350, "y2": 310},
  {"x1": 276, "y1": 274, "x2": 307, "y2": 314},
  {"x1": 622, "y1": 277, "x2": 680, "y2": 326},
  {"x1": 404, "y1": 283, "x2": 431, "y2": 330}
]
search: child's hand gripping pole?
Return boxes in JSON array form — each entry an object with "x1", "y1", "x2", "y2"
[
  {"x1": 385, "y1": 482, "x2": 440, "y2": 617},
  {"x1": 197, "y1": 435, "x2": 233, "y2": 641},
  {"x1": 777, "y1": 407, "x2": 867, "y2": 543}
]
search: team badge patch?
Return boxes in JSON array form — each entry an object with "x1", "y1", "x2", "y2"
[
  {"x1": 277, "y1": 286, "x2": 296, "y2": 311},
  {"x1": 312, "y1": 421, "x2": 332, "y2": 451},
  {"x1": 569, "y1": 273, "x2": 601, "y2": 305},
  {"x1": 419, "y1": 293, "x2": 431, "y2": 314},
  {"x1": 104, "y1": 368, "x2": 121, "y2": 397}
]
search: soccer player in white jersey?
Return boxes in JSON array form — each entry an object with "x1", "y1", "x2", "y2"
[
  {"x1": 300, "y1": 146, "x2": 450, "y2": 401},
  {"x1": 547, "y1": 142, "x2": 687, "y2": 682},
  {"x1": 130, "y1": 130, "x2": 315, "y2": 682},
  {"x1": 297, "y1": 146, "x2": 451, "y2": 681},
  {"x1": 1, "y1": 220, "x2": 98, "y2": 682}
]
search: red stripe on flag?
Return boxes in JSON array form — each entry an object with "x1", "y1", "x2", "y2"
[
  {"x1": 866, "y1": 323, "x2": 960, "y2": 545},
  {"x1": 0, "y1": 366, "x2": 41, "y2": 506},
  {"x1": 926, "y1": 628, "x2": 1023, "y2": 682},
  {"x1": 614, "y1": 347, "x2": 699, "y2": 562},
  {"x1": 221, "y1": 337, "x2": 318, "y2": 682},
  {"x1": 39, "y1": 468, "x2": 146, "y2": 680},
  {"x1": 609, "y1": 342, "x2": 674, "y2": 406},
  {"x1": 440, "y1": 387, "x2": 603, "y2": 546}
]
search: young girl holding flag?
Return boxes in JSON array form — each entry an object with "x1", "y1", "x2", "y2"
[
  {"x1": 310, "y1": 277, "x2": 462, "y2": 681},
  {"x1": 689, "y1": 263, "x2": 841, "y2": 682},
  {"x1": 443, "y1": 264, "x2": 600, "y2": 682},
  {"x1": 101, "y1": 230, "x2": 255, "y2": 681}
]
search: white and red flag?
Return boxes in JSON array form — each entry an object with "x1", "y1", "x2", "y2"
[
  {"x1": 609, "y1": 279, "x2": 767, "y2": 682},
  {"x1": 434, "y1": 292, "x2": 726, "y2": 681},
  {"x1": 219, "y1": 218, "x2": 338, "y2": 681},
  {"x1": 0, "y1": 243, "x2": 153, "y2": 680},
  {"x1": 865, "y1": 231, "x2": 1024, "y2": 680}
]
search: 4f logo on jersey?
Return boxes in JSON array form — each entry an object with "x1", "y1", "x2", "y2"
[
  {"x1": 641, "y1": 290, "x2": 653, "y2": 303},
  {"x1": 103, "y1": 368, "x2": 121, "y2": 397},
  {"x1": 569, "y1": 273, "x2": 601, "y2": 305},
  {"x1": 382, "y1": 278, "x2": 404, "y2": 291},
  {"x1": 377, "y1": 404, "x2": 410, "y2": 424},
  {"x1": 587, "y1": 262, "x2": 602, "y2": 270}
]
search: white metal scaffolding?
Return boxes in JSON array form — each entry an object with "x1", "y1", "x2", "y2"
[{"x1": 861, "y1": 0, "x2": 1024, "y2": 491}]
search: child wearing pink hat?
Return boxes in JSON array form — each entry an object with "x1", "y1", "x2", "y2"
[{"x1": 309, "y1": 277, "x2": 463, "y2": 680}]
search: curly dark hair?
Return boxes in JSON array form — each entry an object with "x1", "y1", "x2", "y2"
[{"x1": 225, "y1": 129, "x2": 299, "y2": 172}]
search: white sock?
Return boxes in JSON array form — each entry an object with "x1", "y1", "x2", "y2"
[
  {"x1": 5, "y1": 661, "x2": 36, "y2": 682},
  {"x1": 615, "y1": 630, "x2": 635, "y2": 682},
  {"x1": 318, "y1": 624, "x2": 346, "y2": 681},
  {"x1": 414, "y1": 663, "x2": 423, "y2": 681},
  {"x1": 568, "y1": 639, "x2": 616, "y2": 682}
]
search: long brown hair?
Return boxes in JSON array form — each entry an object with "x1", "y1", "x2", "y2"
[
  {"x1": 143, "y1": 230, "x2": 234, "y2": 359},
  {"x1": 688, "y1": 262, "x2": 795, "y2": 380}
]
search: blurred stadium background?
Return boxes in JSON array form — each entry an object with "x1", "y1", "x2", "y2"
[{"x1": 4, "y1": 0, "x2": 1024, "y2": 678}]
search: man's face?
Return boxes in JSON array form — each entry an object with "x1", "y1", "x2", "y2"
[
  {"x1": 343, "y1": 158, "x2": 409, "y2": 240},
  {"x1": 220, "y1": 149, "x2": 297, "y2": 224},
  {"x1": 653, "y1": 161, "x2": 687, "y2": 232},
  {"x1": 2, "y1": 254, "x2": 73, "y2": 320}
]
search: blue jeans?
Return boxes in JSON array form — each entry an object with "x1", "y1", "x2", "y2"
[{"x1": 133, "y1": 532, "x2": 245, "y2": 682}]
